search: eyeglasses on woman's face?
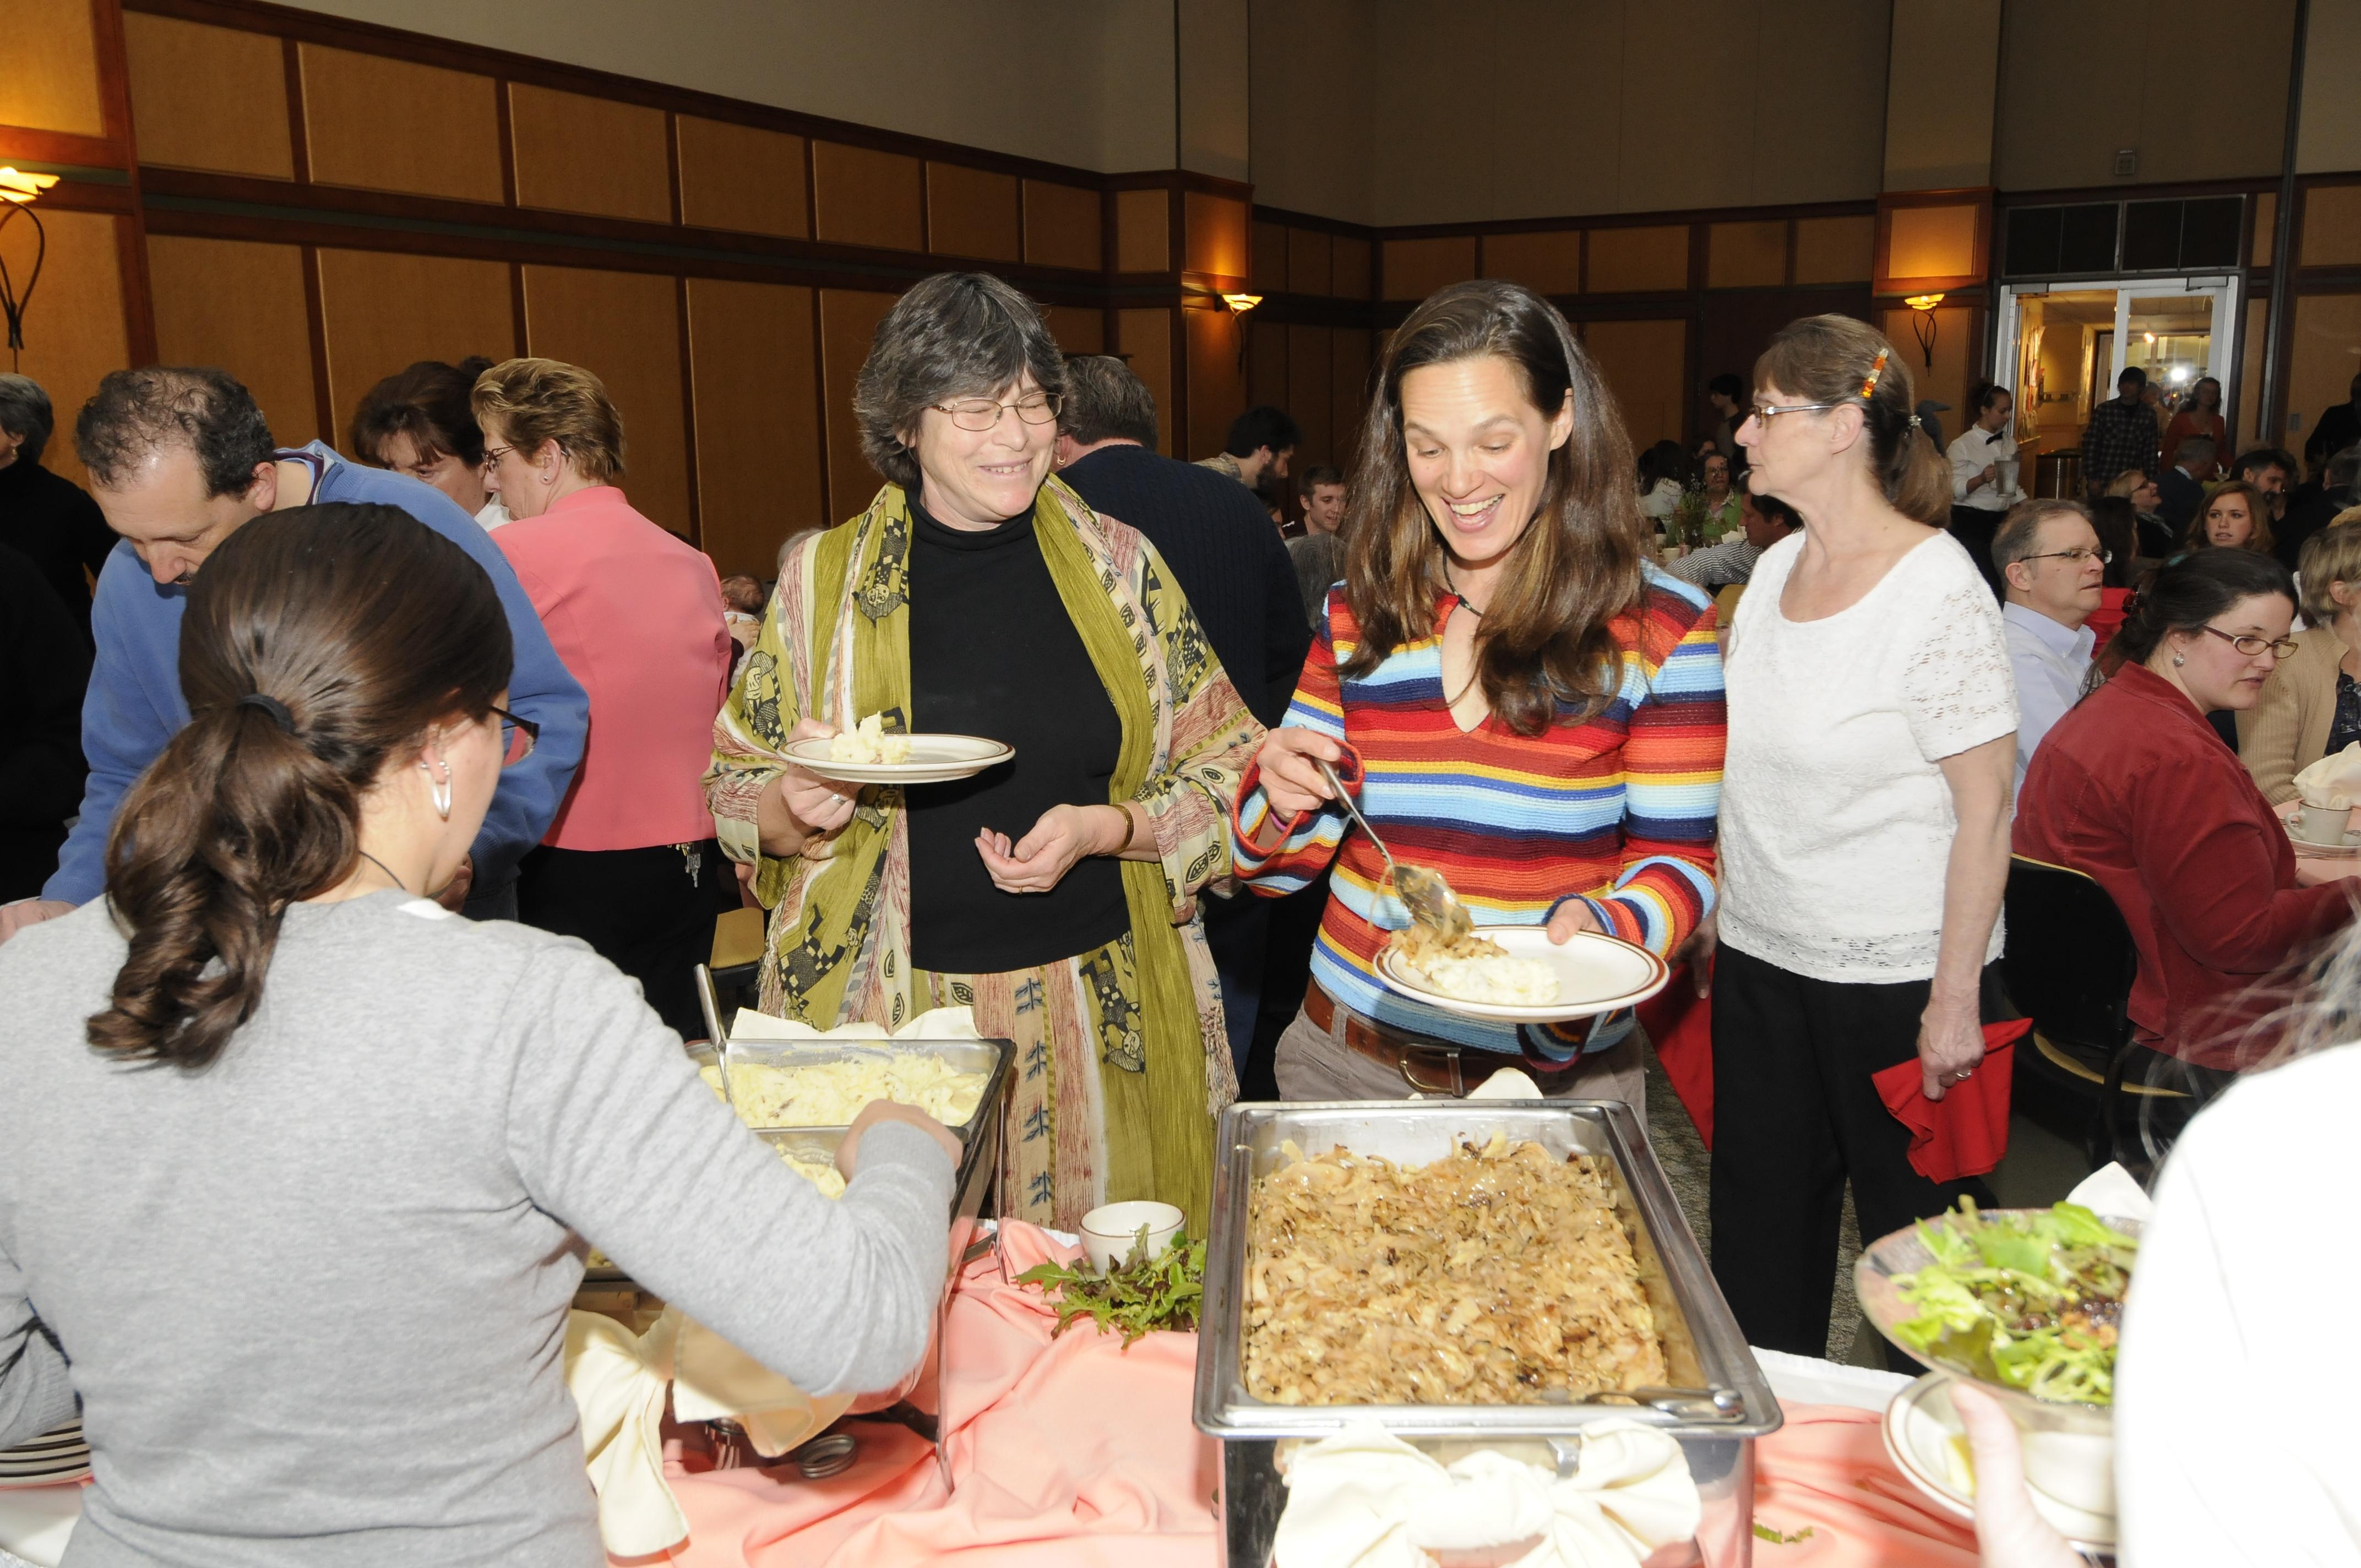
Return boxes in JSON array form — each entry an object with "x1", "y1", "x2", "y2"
[
  {"x1": 1742, "y1": 401, "x2": 1843, "y2": 429},
  {"x1": 2197, "y1": 624, "x2": 2299, "y2": 660},
  {"x1": 488, "y1": 704, "x2": 538, "y2": 766},
  {"x1": 930, "y1": 392, "x2": 1062, "y2": 432}
]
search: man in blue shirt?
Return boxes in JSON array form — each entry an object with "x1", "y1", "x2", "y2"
[{"x1": 0, "y1": 367, "x2": 587, "y2": 943}]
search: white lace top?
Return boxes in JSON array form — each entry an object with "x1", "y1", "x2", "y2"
[{"x1": 1718, "y1": 530, "x2": 2017, "y2": 983}]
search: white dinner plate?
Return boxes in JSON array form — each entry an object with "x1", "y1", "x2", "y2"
[
  {"x1": 784, "y1": 733, "x2": 1014, "y2": 785},
  {"x1": 1374, "y1": 927, "x2": 1670, "y2": 1023},
  {"x1": 1880, "y1": 1373, "x2": 2115, "y2": 1553}
]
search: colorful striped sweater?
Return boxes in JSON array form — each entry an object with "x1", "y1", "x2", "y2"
[{"x1": 1231, "y1": 570, "x2": 1727, "y2": 1057}]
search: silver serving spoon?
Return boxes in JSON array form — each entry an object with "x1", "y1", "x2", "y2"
[{"x1": 1313, "y1": 756, "x2": 1472, "y2": 941}]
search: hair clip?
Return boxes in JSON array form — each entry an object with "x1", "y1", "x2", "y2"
[{"x1": 1859, "y1": 349, "x2": 1889, "y2": 400}]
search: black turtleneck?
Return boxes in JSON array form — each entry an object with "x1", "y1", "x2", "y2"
[{"x1": 904, "y1": 489, "x2": 1129, "y2": 973}]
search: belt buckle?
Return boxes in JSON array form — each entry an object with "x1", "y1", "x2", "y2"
[{"x1": 1395, "y1": 1041, "x2": 1463, "y2": 1097}]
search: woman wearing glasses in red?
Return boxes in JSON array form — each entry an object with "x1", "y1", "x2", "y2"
[
  {"x1": 475, "y1": 356, "x2": 740, "y2": 1038},
  {"x1": 2018, "y1": 549, "x2": 2359, "y2": 1095}
]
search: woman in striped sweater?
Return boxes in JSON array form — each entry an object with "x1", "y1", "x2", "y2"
[{"x1": 1231, "y1": 281, "x2": 1726, "y2": 1107}]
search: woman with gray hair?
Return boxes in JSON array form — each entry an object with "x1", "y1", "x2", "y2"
[
  {"x1": 0, "y1": 372, "x2": 115, "y2": 646},
  {"x1": 706, "y1": 273, "x2": 1261, "y2": 1233}
]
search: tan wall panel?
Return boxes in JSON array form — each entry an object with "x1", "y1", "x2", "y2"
[
  {"x1": 317, "y1": 250, "x2": 515, "y2": 454},
  {"x1": 1887, "y1": 203, "x2": 1979, "y2": 280},
  {"x1": 1382, "y1": 235, "x2": 1476, "y2": 301},
  {"x1": 1287, "y1": 323, "x2": 1333, "y2": 466},
  {"x1": 3, "y1": 209, "x2": 126, "y2": 492},
  {"x1": 3, "y1": 0, "x2": 104, "y2": 135},
  {"x1": 677, "y1": 117, "x2": 808, "y2": 239},
  {"x1": 818, "y1": 288, "x2": 900, "y2": 518},
  {"x1": 1482, "y1": 231, "x2": 1582, "y2": 296},
  {"x1": 1708, "y1": 221, "x2": 1787, "y2": 290},
  {"x1": 1116, "y1": 189, "x2": 1171, "y2": 274},
  {"x1": 926, "y1": 163, "x2": 1019, "y2": 262},
  {"x1": 520, "y1": 265, "x2": 690, "y2": 535},
  {"x1": 1879, "y1": 305, "x2": 1973, "y2": 424},
  {"x1": 1884, "y1": 0, "x2": 1999, "y2": 190},
  {"x1": 123, "y1": 13, "x2": 292, "y2": 178},
  {"x1": 509, "y1": 84, "x2": 671, "y2": 223},
  {"x1": 1333, "y1": 236, "x2": 1372, "y2": 300},
  {"x1": 300, "y1": 45, "x2": 503, "y2": 203},
  {"x1": 1251, "y1": 220, "x2": 1288, "y2": 292},
  {"x1": 1794, "y1": 214, "x2": 1875, "y2": 284},
  {"x1": 2301, "y1": 184, "x2": 2361, "y2": 268},
  {"x1": 812, "y1": 141, "x2": 923, "y2": 252},
  {"x1": 1287, "y1": 228, "x2": 1332, "y2": 296},
  {"x1": 1331, "y1": 328, "x2": 1373, "y2": 470},
  {"x1": 146, "y1": 235, "x2": 316, "y2": 446},
  {"x1": 1022, "y1": 181, "x2": 1100, "y2": 271},
  {"x1": 2289, "y1": 293, "x2": 2361, "y2": 460},
  {"x1": 1118, "y1": 308, "x2": 1174, "y2": 456},
  {"x1": 1586, "y1": 226, "x2": 1689, "y2": 295},
  {"x1": 1187, "y1": 308, "x2": 1247, "y2": 466},
  {"x1": 1043, "y1": 307, "x2": 1104, "y2": 356},
  {"x1": 1185, "y1": 192, "x2": 1250, "y2": 279},
  {"x1": 687, "y1": 278, "x2": 823, "y2": 575},
  {"x1": 1584, "y1": 318, "x2": 1687, "y2": 450}
]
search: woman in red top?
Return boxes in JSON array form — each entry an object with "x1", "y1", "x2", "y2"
[
  {"x1": 477, "y1": 358, "x2": 738, "y2": 1037},
  {"x1": 2014, "y1": 549, "x2": 2358, "y2": 1080},
  {"x1": 2160, "y1": 375, "x2": 2229, "y2": 477}
]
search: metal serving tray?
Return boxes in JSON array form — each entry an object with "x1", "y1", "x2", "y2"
[
  {"x1": 689, "y1": 1036, "x2": 1012, "y2": 1139},
  {"x1": 1194, "y1": 1099, "x2": 1780, "y2": 1442}
]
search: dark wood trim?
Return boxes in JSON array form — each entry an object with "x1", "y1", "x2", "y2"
[
  {"x1": 1169, "y1": 293, "x2": 1190, "y2": 459},
  {"x1": 280, "y1": 35, "x2": 310, "y2": 183},
  {"x1": 507, "y1": 259, "x2": 526, "y2": 356},
  {"x1": 806, "y1": 285, "x2": 829, "y2": 519},
  {"x1": 115, "y1": 204, "x2": 158, "y2": 364},
  {"x1": 663, "y1": 112, "x2": 683, "y2": 228},
  {"x1": 674, "y1": 273, "x2": 700, "y2": 546},
  {"x1": 1249, "y1": 202, "x2": 1376, "y2": 242},
  {"x1": 1783, "y1": 217, "x2": 1799, "y2": 287},
  {"x1": 90, "y1": 0, "x2": 138, "y2": 151},
  {"x1": 493, "y1": 78, "x2": 517, "y2": 208},
  {"x1": 1104, "y1": 167, "x2": 1255, "y2": 202},
  {"x1": 90, "y1": 0, "x2": 156, "y2": 364},
  {"x1": 22, "y1": 179, "x2": 137, "y2": 215},
  {"x1": 298, "y1": 242, "x2": 334, "y2": 441},
  {"x1": 1995, "y1": 176, "x2": 2278, "y2": 209},
  {"x1": 1380, "y1": 196, "x2": 1877, "y2": 243},
  {"x1": 0, "y1": 125, "x2": 126, "y2": 167}
]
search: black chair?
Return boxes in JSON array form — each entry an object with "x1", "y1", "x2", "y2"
[{"x1": 2001, "y1": 854, "x2": 2188, "y2": 1175}]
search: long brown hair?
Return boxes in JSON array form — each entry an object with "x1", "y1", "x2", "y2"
[
  {"x1": 1339, "y1": 280, "x2": 1647, "y2": 735},
  {"x1": 2185, "y1": 477, "x2": 2275, "y2": 557},
  {"x1": 88, "y1": 504, "x2": 512, "y2": 1070},
  {"x1": 1751, "y1": 314, "x2": 1951, "y2": 526}
]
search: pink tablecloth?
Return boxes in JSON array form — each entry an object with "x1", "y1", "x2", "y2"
[{"x1": 644, "y1": 1224, "x2": 1978, "y2": 1568}]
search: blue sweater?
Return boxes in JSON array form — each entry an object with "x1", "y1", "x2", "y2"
[{"x1": 44, "y1": 444, "x2": 590, "y2": 905}]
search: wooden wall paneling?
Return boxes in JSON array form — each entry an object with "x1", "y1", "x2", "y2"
[
  {"x1": 2300, "y1": 184, "x2": 2361, "y2": 268},
  {"x1": 1584, "y1": 226, "x2": 1689, "y2": 293},
  {"x1": 1287, "y1": 323, "x2": 1333, "y2": 466},
  {"x1": 1482, "y1": 230, "x2": 1582, "y2": 296},
  {"x1": 686, "y1": 277, "x2": 822, "y2": 575},
  {"x1": 1707, "y1": 220, "x2": 1788, "y2": 290},
  {"x1": 1793, "y1": 214, "x2": 1876, "y2": 285},
  {"x1": 2, "y1": 208, "x2": 127, "y2": 490},
  {"x1": 121, "y1": 12, "x2": 292, "y2": 177},
  {"x1": 2237, "y1": 293, "x2": 2270, "y2": 450},
  {"x1": 1186, "y1": 308, "x2": 1247, "y2": 469},
  {"x1": 2253, "y1": 190, "x2": 2276, "y2": 269},
  {"x1": 520, "y1": 264, "x2": 692, "y2": 534},
  {"x1": 1118, "y1": 307, "x2": 1174, "y2": 455},
  {"x1": 1287, "y1": 227, "x2": 1332, "y2": 296},
  {"x1": 1116, "y1": 189, "x2": 1171, "y2": 273},
  {"x1": 1184, "y1": 192, "x2": 1250, "y2": 280},
  {"x1": 812, "y1": 141, "x2": 923, "y2": 252},
  {"x1": 2288, "y1": 292, "x2": 2361, "y2": 450},
  {"x1": 1332, "y1": 236, "x2": 1372, "y2": 301},
  {"x1": 1021, "y1": 181, "x2": 1100, "y2": 271},
  {"x1": 508, "y1": 84, "x2": 671, "y2": 223},
  {"x1": 298, "y1": 45, "x2": 503, "y2": 203},
  {"x1": 1885, "y1": 202, "x2": 1982, "y2": 282},
  {"x1": 1247, "y1": 319, "x2": 1288, "y2": 412},
  {"x1": 925, "y1": 162, "x2": 1020, "y2": 262},
  {"x1": 1251, "y1": 220, "x2": 1288, "y2": 292},
  {"x1": 1381, "y1": 236, "x2": 1477, "y2": 300},
  {"x1": 1330, "y1": 328, "x2": 1372, "y2": 470},
  {"x1": 1042, "y1": 307, "x2": 1103, "y2": 355},
  {"x1": 146, "y1": 234, "x2": 317, "y2": 444},
  {"x1": 4, "y1": 0, "x2": 105, "y2": 135},
  {"x1": 817, "y1": 288, "x2": 900, "y2": 520},
  {"x1": 1582, "y1": 317, "x2": 1688, "y2": 450},
  {"x1": 1879, "y1": 304, "x2": 1973, "y2": 418},
  {"x1": 676, "y1": 116, "x2": 808, "y2": 238},
  {"x1": 315, "y1": 249, "x2": 515, "y2": 452}
]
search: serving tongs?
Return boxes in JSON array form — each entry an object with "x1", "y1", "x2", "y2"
[
  {"x1": 694, "y1": 962, "x2": 738, "y2": 1117},
  {"x1": 1313, "y1": 755, "x2": 1472, "y2": 941}
]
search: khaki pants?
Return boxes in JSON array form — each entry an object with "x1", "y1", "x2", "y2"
[{"x1": 1271, "y1": 997, "x2": 1647, "y2": 1114}]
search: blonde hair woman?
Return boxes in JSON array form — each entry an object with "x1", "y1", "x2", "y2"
[{"x1": 2239, "y1": 513, "x2": 2361, "y2": 805}]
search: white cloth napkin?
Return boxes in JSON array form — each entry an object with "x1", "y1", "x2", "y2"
[
  {"x1": 1272, "y1": 1420, "x2": 1700, "y2": 1568},
  {"x1": 564, "y1": 1310, "x2": 686, "y2": 1558},
  {"x1": 726, "y1": 1003, "x2": 980, "y2": 1043},
  {"x1": 2067, "y1": 1161, "x2": 2155, "y2": 1225},
  {"x1": 669, "y1": 1310, "x2": 857, "y2": 1457},
  {"x1": 2293, "y1": 742, "x2": 2361, "y2": 809}
]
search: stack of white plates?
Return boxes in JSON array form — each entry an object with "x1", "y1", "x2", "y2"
[{"x1": 0, "y1": 1423, "x2": 89, "y2": 1489}]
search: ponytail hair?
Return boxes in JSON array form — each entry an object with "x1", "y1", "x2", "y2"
[
  {"x1": 1752, "y1": 314, "x2": 1950, "y2": 526},
  {"x1": 2102, "y1": 547, "x2": 2294, "y2": 676},
  {"x1": 88, "y1": 503, "x2": 512, "y2": 1070}
]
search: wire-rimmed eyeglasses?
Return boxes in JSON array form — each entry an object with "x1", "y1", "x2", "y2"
[{"x1": 931, "y1": 393, "x2": 1062, "y2": 431}]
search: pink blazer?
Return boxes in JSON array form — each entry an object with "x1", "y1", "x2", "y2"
[{"x1": 496, "y1": 487, "x2": 731, "y2": 852}]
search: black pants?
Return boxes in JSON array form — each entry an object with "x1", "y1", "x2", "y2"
[
  {"x1": 1947, "y1": 506, "x2": 2005, "y2": 598},
  {"x1": 1708, "y1": 943, "x2": 1996, "y2": 1365},
  {"x1": 514, "y1": 838, "x2": 738, "y2": 1040},
  {"x1": 1200, "y1": 891, "x2": 1268, "y2": 1083}
]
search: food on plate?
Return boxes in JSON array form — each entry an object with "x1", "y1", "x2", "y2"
[
  {"x1": 1243, "y1": 1132, "x2": 1665, "y2": 1404},
  {"x1": 827, "y1": 712, "x2": 913, "y2": 765},
  {"x1": 1891, "y1": 1199, "x2": 2136, "y2": 1405},
  {"x1": 1388, "y1": 922, "x2": 1561, "y2": 1006},
  {"x1": 699, "y1": 1053, "x2": 988, "y2": 1129}
]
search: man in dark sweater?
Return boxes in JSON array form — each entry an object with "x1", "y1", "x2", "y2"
[
  {"x1": 1054, "y1": 356, "x2": 1313, "y2": 1084},
  {"x1": 0, "y1": 374, "x2": 113, "y2": 653}
]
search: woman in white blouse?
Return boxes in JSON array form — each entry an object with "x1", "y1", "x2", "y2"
[{"x1": 1710, "y1": 315, "x2": 2018, "y2": 1363}]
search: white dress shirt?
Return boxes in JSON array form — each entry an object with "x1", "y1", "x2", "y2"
[
  {"x1": 1948, "y1": 426, "x2": 2025, "y2": 512},
  {"x1": 475, "y1": 498, "x2": 513, "y2": 531},
  {"x1": 2001, "y1": 600, "x2": 2095, "y2": 796}
]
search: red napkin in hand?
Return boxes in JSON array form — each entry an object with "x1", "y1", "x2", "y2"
[{"x1": 1870, "y1": 1019, "x2": 2030, "y2": 1184}]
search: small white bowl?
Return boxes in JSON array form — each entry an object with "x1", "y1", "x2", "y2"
[{"x1": 1079, "y1": 1200, "x2": 1184, "y2": 1273}]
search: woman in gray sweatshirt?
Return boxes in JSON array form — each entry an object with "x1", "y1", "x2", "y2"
[{"x1": 0, "y1": 503, "x2": 958, "y2": 1567}]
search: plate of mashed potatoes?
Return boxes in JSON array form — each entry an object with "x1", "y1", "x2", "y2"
[
  {"x1": 785, "y1": 712, "x2": 1014, "y2": 784},
  {"x1": 1376, "y1": 923, "x2": 1669, "y2": 1023}
]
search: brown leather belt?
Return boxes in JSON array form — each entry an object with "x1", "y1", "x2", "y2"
[{"x1": 1304, "y1": 981, "x2": 1580, "y2": 1097}]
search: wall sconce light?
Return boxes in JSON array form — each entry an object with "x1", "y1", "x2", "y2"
[
  {"x1": 0, "y1": 166, "x2": 58, "y2": 367},
  {"x1": 1222, "y1": 293, "x2": 1263, "y2": 315},
  {"x1": 1904, "y1": 292, "x2": 1944, "y2": 369}
]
